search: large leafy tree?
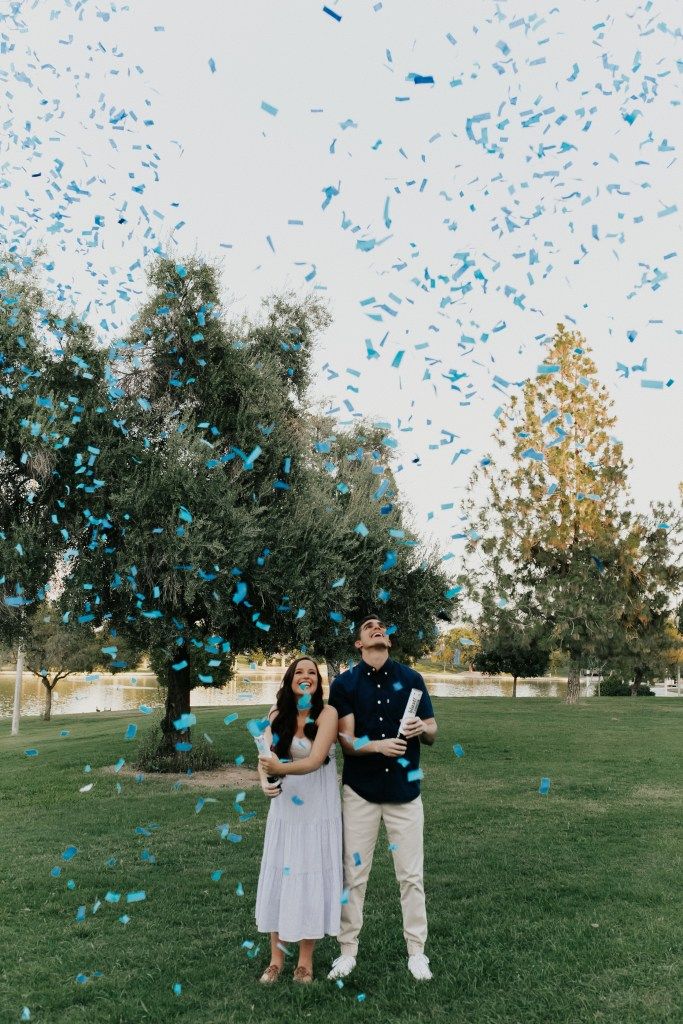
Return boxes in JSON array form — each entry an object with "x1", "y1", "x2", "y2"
[
  {"x1": 0, "y1": 254, "x2": 107, "y2": 727},
  {"x1": 461, "y1": 324, "x2": 632, "y2": 703},
  {"x1": 295, "y1": 419, "x2": 455, "y2": 678},
  {"x1": 57, "y1": 257, "x2": 336, "y2": 757}
]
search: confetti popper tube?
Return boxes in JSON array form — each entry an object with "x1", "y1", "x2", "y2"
[
  {"x1": 397, "y1": 688, "x2": 422, "y2": 739},
  {"x1": 253, "y1": 733, "x2": 281, "y2": 788}
]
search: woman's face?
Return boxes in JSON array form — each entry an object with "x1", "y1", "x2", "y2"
[{"x1": 291, "y1": 659, "x2": 319, "y2": 698}]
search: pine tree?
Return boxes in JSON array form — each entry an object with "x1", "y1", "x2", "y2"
[{"x1": 462, "y1": 324, "x2": 632, "y2": 703}]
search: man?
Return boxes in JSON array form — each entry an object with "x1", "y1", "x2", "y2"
[{"x1": 327, "y1": 614, "x2": 437, "y2": 982}]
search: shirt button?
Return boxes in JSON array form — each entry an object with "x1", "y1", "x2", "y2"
[
  {"x1": 385, "y1": 768, "x2": 389, "y2": 773},
  {"x1": 379, "y1": 717, "x2": 383, "y2": 722},
  {"x1": 381, "y1": 733, "x2": 385, "y2": 738},
  {"x1": 377, "y1": 700, "x2": 381, "y2": 704}
]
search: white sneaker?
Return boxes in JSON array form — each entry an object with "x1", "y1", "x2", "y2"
[
  {"x1": 408, "y1": 953, "x2": 432, "y2": 981},
  {"x1": 327, "y1": 955, "x2": 356, "y2": 980}
]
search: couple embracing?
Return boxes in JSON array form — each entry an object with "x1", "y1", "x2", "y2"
[{"x1": 254, "y1": 615, "x2": 437, "y2": 984}]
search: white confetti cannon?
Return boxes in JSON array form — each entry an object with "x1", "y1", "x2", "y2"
[
  {"x1": 253, "y1": 732, "x2": 281, "y2": 789},
  {"x1": 397, "y1": 688, "x2": 423, "y2": 740}
]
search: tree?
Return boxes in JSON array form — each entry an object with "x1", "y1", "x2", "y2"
[
  {"x1": 603, "y1": 503, "x2": 683, "y2": 695},
  {"x1": 431, "y1": 625, "x2": 480, "y2": 671},
  {"x1": 0, "y1": 605, "x2": 142, "y2": 720},
  {"x1": 461, "y1": 324, "x2": 632, "y2": 704},
  {"x1": 56, "y1": 256, "x2": 358, "y2": 761},
  {"x1": 473, "y1": 598, "x2": 550, "y2": 697},
  {"x1": 292, "y1": 418, "x2": 455, "y2": 680},
  {"x1": 0, "y1": 253, "x2": 107, "y2": 730}
]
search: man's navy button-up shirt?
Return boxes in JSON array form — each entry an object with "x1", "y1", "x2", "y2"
[{"x1": 328, "y1": 657, "x2": 434, "y2": 804}]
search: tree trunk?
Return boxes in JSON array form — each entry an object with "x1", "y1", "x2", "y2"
[
  {"x1": 629, "y1": 667, "x2": 643, "y2": 698},
  {"x1": 325, "y1": 660, "x2": 342, "y2": 685},
  {"x1": 160, "y1": 640, "x2": 192, "y2": 755},
  {"x1": 566, "y1": 660, "x2": 581, "y2": 704},
  {"x1": 512, "y1": 675, "x2": 517, "y2": 699},
  {"x1": 43, "y1": 682, "x2": 53, "y2": 722},
  {"x1": 11, "y1": 646, "x2": 24, "y2": 736}
]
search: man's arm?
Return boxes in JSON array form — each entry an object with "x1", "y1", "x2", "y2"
[{"x1": 337, "y1": 713, "x2": 407, "y2": 758}]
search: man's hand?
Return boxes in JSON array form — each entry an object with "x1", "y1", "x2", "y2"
[
  {"x1": 400, "y1": 715, "x2": 425, "y2": 740},
  {"x1": 259, "y1": 753, "x2": 286, "y2": 776},
  {"x1": 374, "y1": 737, "x2": 408, "y2": 758},
  {"x1": 260, "y1": 777, "x2": 282, "y2": 799}
]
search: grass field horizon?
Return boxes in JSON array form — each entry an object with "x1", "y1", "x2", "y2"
[{"x1": 1, "y1": 698, "x2": 680, "y2": 1024}]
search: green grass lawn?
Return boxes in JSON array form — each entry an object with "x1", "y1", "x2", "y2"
[{"x1": 1, "y1": 698, "x2": 681, "y2": 1024}]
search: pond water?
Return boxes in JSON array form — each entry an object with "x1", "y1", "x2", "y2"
[{"x1": 0, "y1": 668, "x2": 653, "y2": 720}]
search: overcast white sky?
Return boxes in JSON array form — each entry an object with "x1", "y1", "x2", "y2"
[{"x1": 2, "y1": 0, "x2": 682, "y2": 559}]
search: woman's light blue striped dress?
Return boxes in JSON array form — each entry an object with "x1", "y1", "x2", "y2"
[{"x1": 255, "y1": 737, "x2": 342, "y2": 942}]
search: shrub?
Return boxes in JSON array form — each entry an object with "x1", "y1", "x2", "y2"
[
  {"x1": 600, "y1": 674, "x2": 655, "y2": 697},
  {"x1": 133, "y1": 714, "x2": 224, "y2": 772}
]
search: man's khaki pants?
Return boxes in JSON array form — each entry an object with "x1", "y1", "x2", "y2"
[{"x1": 338, "y1": 784, "x2": 427, "y2": 957}]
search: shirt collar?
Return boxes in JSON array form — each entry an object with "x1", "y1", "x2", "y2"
[{"x1": 358, "y1": 656, "x2": 394, "y2": 676}]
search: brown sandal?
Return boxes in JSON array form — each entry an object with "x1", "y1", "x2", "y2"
[
  {"x1": 293, "y1": 966, "x2": 314, "y2": 984},
  {"x1": 259, "y1": 964, "x2": 282, "y2": 984}
]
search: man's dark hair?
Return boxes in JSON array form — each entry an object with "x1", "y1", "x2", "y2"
[{"x1": 356, "y1": 613, "x2": 383, "y2": 640}]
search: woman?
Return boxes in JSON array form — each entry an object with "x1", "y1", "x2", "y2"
[{"x1": 255, "y1": 656, "x2": 342, "y2": 984}]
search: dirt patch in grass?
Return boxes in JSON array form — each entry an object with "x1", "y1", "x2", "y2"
[{"x1": 101, "y1": 763, "x2": 260, "y2": 789}]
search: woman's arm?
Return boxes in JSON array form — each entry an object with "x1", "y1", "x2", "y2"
[{"x1": 259, "y1": 706, "x2": 338, "y2": 776}]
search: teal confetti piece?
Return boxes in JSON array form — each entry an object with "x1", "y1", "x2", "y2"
[
  {"x1": 539, "y1": 777, "x2": 551, "y2": 795},
  {"x1": 235, "y1": 882, "x2": 244, "y2": 896},
  {"x1": 292, "y1": 795, "x2": 305, "y2": 806},
  {"x1": 352, "y1": 851, "x2": 362, "y2": 866},
  {"x1": 62, "y1": 845, "x2": 78, "y2": 861},
  {"x1": 172, "y1": 983, "x2": 182, "y2": 996},
  {"x1": 124, "y1": 724, "x2": 137, "y2": 741},
  {"x1": 353, "y1": 735, "x2": 371, "y2": 750},
  {"x1": 208, "y1": 57, "x2": 217, "y2": 73},
  {"x1": 113, "y1": 758, "x2": 125, "y2": 772},
  {"x1": 261, "y1": 100, "x2": 278, "y2": 116},
  {"x1": 24, "y1": 749, "x2": 39, "y2": 757},
  {"x1": 211, "y1": 870, "x2": 223, "y2": 882},
  {"x1": 223, "y1": 713, "x2": 238, "y2": 726},
  {"x1": 323, "y1": 4, "x2": 342, "y2": 20},
  {"x1": 126, "y1": 891, "x2": 146, "y2": 903},
  {"x1": 407, "y1": 768, "x2": 424, "y2": 782},
  {"x1": 453, "y1": 744, "x2": 464, "y2": 758}
]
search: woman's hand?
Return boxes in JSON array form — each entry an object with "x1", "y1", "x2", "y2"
[
  {"x1": 259, "y1": 753, "x2": 287, "y2": 777},
  {"x1": 260, "y1": 777, "x2": 282, "y2": 799}
]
